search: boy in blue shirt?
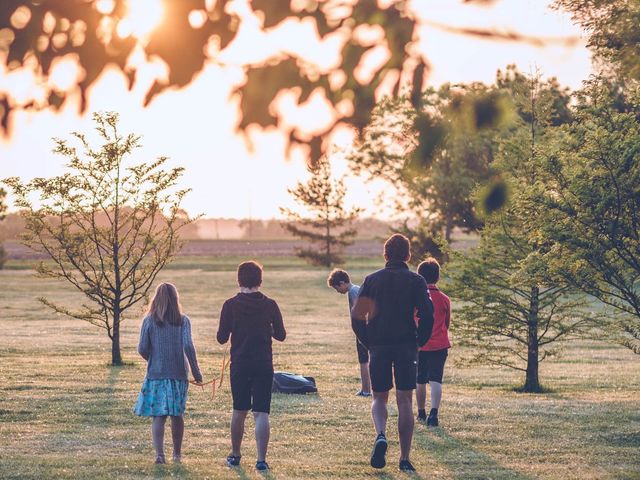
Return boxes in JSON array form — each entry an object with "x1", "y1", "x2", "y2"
[{"x1": 328, "y1": 269, "x2": 371, "y2": 397}]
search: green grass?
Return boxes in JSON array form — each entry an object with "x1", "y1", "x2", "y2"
[{"x1": 1, "y1": 258, "x2": 639, "y2": 479}]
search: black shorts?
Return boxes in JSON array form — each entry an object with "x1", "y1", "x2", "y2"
[
  {"x1": 230, "y1": 364, "x2": 274, "y2": 414},
  {"x1": 356, "y1": 338, "x2": 369, "y2": 364},
  {"x1": 417, "y1": 348, "x2": 448, "y2": 384},
  {"x1": 368, "y1": 344, "x2": 417, "y2": 392}
]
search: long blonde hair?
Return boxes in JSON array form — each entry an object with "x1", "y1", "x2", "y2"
[{"x1": 146, "y1": 282, "x2": 183, "y2": 326}]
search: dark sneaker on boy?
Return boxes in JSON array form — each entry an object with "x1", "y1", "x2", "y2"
[
  {"x1": 256, "y1": 460, "x2": 269, "y2": 471},
  {"x1": 226, "y1": 455, "x2": 241, "y2": 467},
  {"x1": 399, "y1": 459, "x2": 416, "y2": 472},
  {"x1": 370, "y1": 433, "x2": 388, "y2": 469},
  {"x1": 426, "y1": 409, "x2": 439, "y2": 427},
  {"x1": 417, "y1": 409, "x2": 427, "y2": 423}
]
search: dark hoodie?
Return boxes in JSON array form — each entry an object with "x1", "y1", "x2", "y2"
[
  {"x1": 351, "y1": 261, "x2": 434, "y2": 348},
  {"x1": 217, "y1": 292, "x2": 286, "y2": 368}
]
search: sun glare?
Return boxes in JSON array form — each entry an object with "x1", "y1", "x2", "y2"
[{"x1": 117, "y1": 0, "x2": 164, "y2": 40}]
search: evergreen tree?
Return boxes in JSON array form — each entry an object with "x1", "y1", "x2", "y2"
[
  {"x1": 535, "y1": 79, "x2": 640, "y2": 353},
  {"x1": 281, "y1": 158, "x2": 361, "y2": 267},
  {"x1": 3, "y1": 112, "x2": 194, "y2": 365},
  {"x1": 448, "y1": 73, "x2": 591, "y2": 392}
]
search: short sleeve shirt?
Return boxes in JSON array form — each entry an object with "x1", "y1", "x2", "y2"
[{"x1": 347, "y1": 284, "x2": 360, "y2": 311}]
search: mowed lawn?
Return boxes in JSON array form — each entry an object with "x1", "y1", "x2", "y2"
[{"x1": 1, "y1": 257, "x2": 639, "y2": 480}]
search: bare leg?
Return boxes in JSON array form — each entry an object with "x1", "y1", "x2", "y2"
[
  {"x1": 253, "y1": 412, "x2": 270, "y2": 462},
  {"x1": 360, "y1": 362, "x2": 371, "y2": 394},
  {"x1": 371, "y1": 390, "x2": 389, "y2": 435},
  {"x1": 416, "y1": 383, "x2": 427, "y2": 411},
  {"x1": 170, "y1": 415, "x2": 184, "y2": 459},
  {"x1": 396, "y1": 390, "x2": 414, "y2": 461},
  {"x1": 152, "y1": 416, "x2": 167, "y2": 461},
  {"x1": 429, "y1": 381, "x2": 442, "y2": 409},
  {"x1": 231, "y1": 410, "x2": 249, "y2": 457}
]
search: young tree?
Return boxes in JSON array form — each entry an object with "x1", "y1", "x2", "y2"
[
  {"x1": 280, "y1": 158, "x2": 361, "y2": 267},
  {"x1": 448, "y1": 73, "x2": 591, "y2": 392},
  {"x1": 3, "y1": 112, "x2": 194, "y2": 365},
  {"x1": 535, "y1": 80, "x2": 640, "y2": 354}
]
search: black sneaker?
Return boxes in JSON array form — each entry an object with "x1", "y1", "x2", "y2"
[
  {"x1": 226, "y1": 455, "x2": 241, "y2": 467},
  {"x1": 399, "y1": 459, "x2": 416, "y2": 472},
  {"x1": 416, "y1": 413, "x2": 427, "y2": 423},
  {"x1": 370, "y1": 433, "x2": 388, "y2": 469},
  {"x1": 426, "y1": 412, "x2": 439, "y2": 427},
  {"x1": 256, "y1": 460, "x2": 269, "y2": 471}
]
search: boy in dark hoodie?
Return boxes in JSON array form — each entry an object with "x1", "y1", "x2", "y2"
[{"x1": 217, "y1": 261, "x2": 286, "y2": 472}]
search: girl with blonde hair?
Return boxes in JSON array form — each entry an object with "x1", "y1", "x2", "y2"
[{"x1": 134, "y1": 282, "x2": 203, "y2": 464}]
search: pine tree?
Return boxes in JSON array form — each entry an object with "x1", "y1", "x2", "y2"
[
  {"x1": 448, "y1": 73, "x2": 592, "y2": 392},
  {"x1": 535, "y1": 79, "x2": 640, "y2": 354},
  {"x1": 280, "y1": 158, "x2": 361, "y2": 267}
]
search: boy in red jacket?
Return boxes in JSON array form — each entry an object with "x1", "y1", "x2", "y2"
[{"x1": 415, "y1": 258, "x2": 451, "y2": 427}]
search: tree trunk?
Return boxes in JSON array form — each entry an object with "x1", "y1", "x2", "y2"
[
  {"x1": 445, "y1": 209, "x2": 453, "y2": 243},
  {"x1": 111, "y1": 309, "x2": 123, "y2": 366},
  {"x1": 325, "y1": 210, "x2": 331, "y2": 268},
  {"x1": 524, "y1": 286, "x2": 541, "y2": 392}
]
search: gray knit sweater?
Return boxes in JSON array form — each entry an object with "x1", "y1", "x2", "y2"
[{"x1": 137, "y1": 315, "x2": 203, "y2": 382}]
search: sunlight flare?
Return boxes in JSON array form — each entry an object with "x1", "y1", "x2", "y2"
[{"x1": 117, "y1": 0, "x2": 164, "y2": 40}]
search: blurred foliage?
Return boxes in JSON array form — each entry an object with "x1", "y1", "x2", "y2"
[
  {"x1": 533, "y1": 79, "x2": 640, "y2": 354},
  {"x1": 0, "y1": 1, "x2": 578, "y2": 168},
  {"x1": 280, "y1": 157, "x2": 362, "y2": 267},
  {"x1": 2, "y1": 112, "x2": 196, "y2": 365},
  {"x1": 0, "y1": 0, "x2": 428, "y2": 166},
  {"x1": 446, "y1": 72, "x2": 593, "y2": 392}
]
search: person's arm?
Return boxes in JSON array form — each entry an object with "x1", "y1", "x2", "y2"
[
  {"x1": 271, "y1": 300, "x2": 286, "y2": 342},
  {"x1": 445, "y1": 296, "x2": 451, "y2": 329},
  {"x1": 351, "y1": 277, "x2": 370, "y2": 347},
  {"x1": 217, "y1": 300, "x2": 233, "y2": 345},
  {"x1": 137, "y1": 317, "x2": 151, "y2": 360},
  {"x1": 182, "y1": 316, "x2": 203, "y2": 383},
  {"x1": 415, "y1": 278, "x2": 435, "y2": 347}
]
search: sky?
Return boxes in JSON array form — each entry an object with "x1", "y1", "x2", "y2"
[{"x1": 0, "y1": 0, "x2": 592, "y2": 220}]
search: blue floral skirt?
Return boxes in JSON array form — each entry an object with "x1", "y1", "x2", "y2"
[{"x1": 134, "y1": 378, "x2": 189, "y2": 417}]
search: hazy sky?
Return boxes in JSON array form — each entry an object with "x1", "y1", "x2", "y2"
[{"x1": 0, "y1": 0, "x2": 592, "y2": 219}]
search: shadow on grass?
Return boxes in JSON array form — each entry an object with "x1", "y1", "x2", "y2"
[
  {"x1": 414, "y1": 427, "x2": 531, "y2": 480},
  {"x1": 230, "y1": 466, "x2": 256, "y2": 479},
  {"x1": 375, "y1": 471, "x2": 425, "y2": 480},
  {"x1": 150, "y1": 463, "x2": 197, "y2": 479}
]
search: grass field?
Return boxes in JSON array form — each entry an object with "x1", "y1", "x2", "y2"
[{"x1": 1, "y1": 256, "x2": 639, "y2": 479}]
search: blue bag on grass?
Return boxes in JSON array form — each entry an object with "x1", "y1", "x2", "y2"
[{"x1": 272, "y1": 372, "x2": 318, "y2": 394}]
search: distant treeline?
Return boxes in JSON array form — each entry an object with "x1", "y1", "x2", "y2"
[{"x1": 0, "y1": 212, "x2": 395, "y2": 241}]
